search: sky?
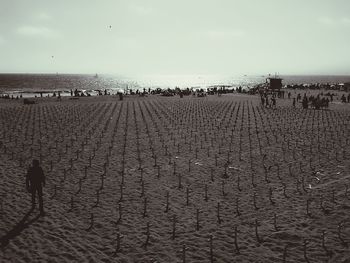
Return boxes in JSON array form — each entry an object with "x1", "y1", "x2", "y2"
[{"x1": 0, "y1": 0, "x2": 350, "y2": 76}]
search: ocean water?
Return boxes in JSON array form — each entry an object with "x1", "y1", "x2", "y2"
[{"x1": 1, "y1": 73, "x2": 350, "y2": 97}]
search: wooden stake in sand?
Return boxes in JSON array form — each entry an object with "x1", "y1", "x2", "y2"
[
  {"x1": 282, "y1": 183, "x2": 288, "y2": 198},
  {"x1": 83, "y1": 166, "x2": 88, "y2": 180},
  {"x1": 221, "y1": 180, "x2": 227, "y2": 197},
  {"x1": 103, "y1": 162, "x2": 107, "y2": 176},
  {"x1": 120, "y1": 167, "x2": 125, "y2": 186},
  {"x1": 143, "y1": 197, "x2": 147, "y2": 218},
  {"x1": 50, "y1": 185, "x2": 57, "y2": 199},
  {"x1": 305, "y1": 198, "x2": 312, "y2": 217},
  {"x1": 337, "y1": 222, "x2": 347, "y2": 247},
  {"x1": 115, "y1": 203, "x2": 122, "y2": 225},
  {"x1": 251, "y1": 173, "x2": 256, "y2": 188},
  {"x1": 93, "y1": 190, "x2": 100, "y2": 207},
  {"x1": 282, "y1": 245, "x2": 288, "y2": 263},
  {"x1": 217, "y1": 202, "x2": 222, "y2": 224},
  {"x1": 86, "y1": 213, "x2": 94, "y2": 231},
  {"x1": 182, "y1": 244, "x2": 186, "y2": 263},
  {"x1": 322, "y1": 230, "x2": 331, "y2": 257},
  {"x1": 75, "y1": 179, "x2": 82, "y2": 195},
  {"x1": 255, "y1": 219, "x2": 261, "y2": 243},
  {"x1": 253, "y1": 192, "x2": 259, "y2": 210},
  {"x1": 236, "y1": 197, "x2": 241, "y2": 216},
  {"x1": 264, "y1": 164, "x2": 270, "y2": 183},
  {"x1": 186, "y1": 187, "x2": 189, "y2": 206},
  {"x1": 119, "y1": 184, "x2": 123, "y2": 203},
  {"x1": 154, "y1": 155, "x2": 157, "y2": 167},
  {"x1": 237, "y1": 175, "x2": 241, "y2": 192},
  {"x1": 178, "y1": 173, "x2": 182, "y2": 189},
  {"x1": 273, "y1": 213, "x2": 279, "y2": 231},
  {"x1": 165, "y1": 191, "x2": 169, "y2": 213},
  {"x1": 61, "y1": 168, "x2": 67, "y2": 183},
  {"x1": 196, "y1": 208, "x2": 200, "y2": 231},
  {"x1": 303, "y1": 239, "x2": 310, "y2": 263},
  {"x1": 204, "y1": 184, "x2": 208, "y2": 202},
  {"x1": 345, "y1": 185, "x2": 349, "y2": 200},
  {"x1": 301, "y1": 176, "x2": 307, "y2": 192},
  {"x1": 172, "y1": 215, "x2": 176, "y2": 240},
  {"x1": 209, "y1": 235, "x2": 214, "y2": 263},
  {"x1": 115, "y1": 232, "x2": 121, "y2": 253},
  {"x1": 269, "y1": 187, "x2": 275, "y2": 205},
  {"x1": 68, "y1": 196, "x2": 74, "y2": 212},
  {"x1": 0, "y1": 197, "x2": 4, "y2": 217},
  {"x1": 320, "y1": 195, "x2": 327, "y2": 214},
  {"x1": 140, "y1": 180, "x2": 145, "y2": 197},
  {"x1": 234, "y1": 226, "x2": 240, "y2": 254},
  {"x1": 331, "y1": 189, "x2": 336, "y2": 203},
  {"x1": 143, "y1": 222, "x2": 150, "y2": 249}
]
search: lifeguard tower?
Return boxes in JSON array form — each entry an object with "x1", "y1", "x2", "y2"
[{"x1": 266, "y1": 76, "x2": 283, "y2": 92}]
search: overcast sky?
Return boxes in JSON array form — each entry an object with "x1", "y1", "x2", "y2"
[{"x1": 0, "y1": 0, "x2": 349, "y2": 76}]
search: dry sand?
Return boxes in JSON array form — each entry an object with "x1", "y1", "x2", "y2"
[{"x1": 0, "y1": 93, "x2": 349, "y2": 262}]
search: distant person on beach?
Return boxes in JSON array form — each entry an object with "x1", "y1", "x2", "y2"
[
  {"x1": 271, "y1": 96, "x2": 276, "y2": 108},
  {"x1": 265, "y1": 95, "x2": 269, "y2": 108},
  {"x1": 297, "y1": 93, "x2": 301, "y2": 102},
  {"x1": 293, "y1": 98, "x2": 296, "y2": 107},
  {"x1": 302, "y1": 95, "x2": 308, "y2": 109},
  {"x1": 341, "y1": 94, "x2": 346, "y2": 103},
  {"x1": 260, "y1": 95, "x2": 265, "y2": 107},
  {"x1": 26, "y1": 159, "x2": 45, "y2": 215}
]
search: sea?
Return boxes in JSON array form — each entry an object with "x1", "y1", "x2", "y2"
[{"x1": 1, "y1": 73, "x2": 350, "y2": 98}]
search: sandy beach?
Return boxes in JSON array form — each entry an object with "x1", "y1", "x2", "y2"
[{"x1": 0, "y1": 93, "x2": 349, "y2": 262}]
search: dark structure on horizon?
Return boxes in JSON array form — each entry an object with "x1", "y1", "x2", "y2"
[{"x1": 267, "y1": 77, "x2": 283, "y2": 91}]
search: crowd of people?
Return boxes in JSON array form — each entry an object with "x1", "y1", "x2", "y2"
[
  {"x1": 1, "y1": 86, "x2": 350, "y2": 111},
  {"x1": 257, "y1": 90, "x2": 350, "y2": 110},
  {"x1": 260, "y1": 92, "x2": 277, "y2": 108}
]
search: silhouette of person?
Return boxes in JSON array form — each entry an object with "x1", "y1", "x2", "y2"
[
  {"x1": 271, "y1": 96, "x2": 276, "y2": 108},
  {"x1": 26, "y1": 159, "x2": 45, "y2": 215},
  {"x1": 260, "y1": 95, "x2": 265, "y2": 107}
]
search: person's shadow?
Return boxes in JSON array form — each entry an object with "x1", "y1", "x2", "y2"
[{"x1": 0, "y1": 209, "x2": 41, "y2": 248}]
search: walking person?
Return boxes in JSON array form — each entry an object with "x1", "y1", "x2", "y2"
[{"x1": 26, "y1": 159, "x2": 46, "y2": 215}]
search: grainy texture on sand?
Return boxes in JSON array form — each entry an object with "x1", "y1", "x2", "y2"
[{"x1": 0, "y1": 94, "x2": 349, "y2": 262}]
